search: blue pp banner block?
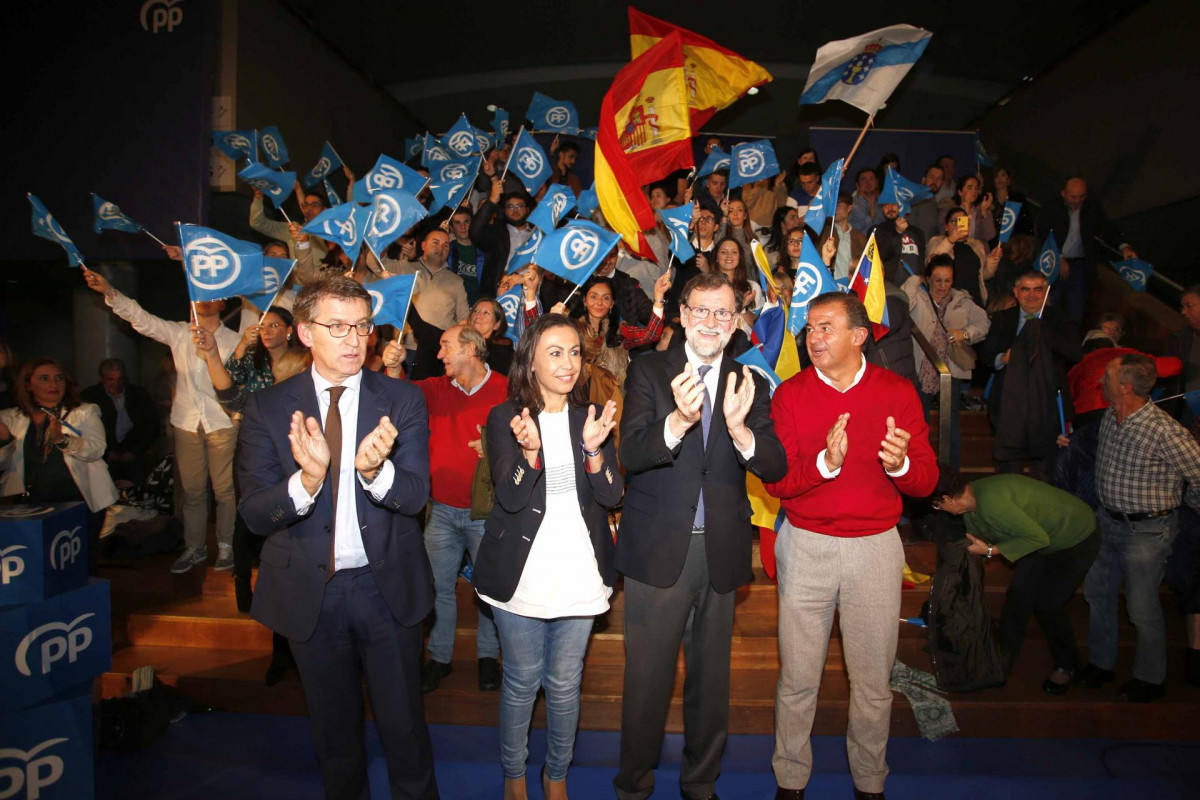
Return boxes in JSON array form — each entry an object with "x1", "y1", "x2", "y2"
[
  {"x1": 0, "y1": 578, "x2": 111, "y2": 713},
  {"x1": 0, "y1": 684, "x2": 94, "y2": 800},
  {"x1": 0, "y1": 503, "x2": 89, "y2": 606}
]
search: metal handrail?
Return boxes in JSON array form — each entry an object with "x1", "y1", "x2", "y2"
[{"x1": 911, "y1": 326, "x2": 952, "y2": 464}]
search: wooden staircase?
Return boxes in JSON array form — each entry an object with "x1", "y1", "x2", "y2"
[{"x1": 98, "y1": 411, "x2": 1200, "y2": 739}]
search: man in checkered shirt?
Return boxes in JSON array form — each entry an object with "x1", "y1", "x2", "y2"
[{"x1": 1079, "y1": 353, "x2": 1200, "y2": 703}]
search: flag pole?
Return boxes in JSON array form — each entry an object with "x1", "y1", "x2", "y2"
[
  {"x1": 500, "y1": 126, "x2": 524, "y2": 184},
  {"x1": 843, "y1": 114, "x2": 875, "y2": 170},
  {"x1": 173, "y1": 223, "x2": 201, "y2": 324},
  {"x1": 141, "y1": 229, "x2": 168, "y2": 248},
  {"x1": 1154, "y1": 390, "x2": 1197, "y2": 405},
  {"x1": 256, "y1": 261, "x2": 298, "y2": 325},
  {"x1": 1037, "y1": 283, "x2": 1052, "y2": 318},
  {"x1": 560, "y1": 279, "x2": 584, "y2": 309},
  {"x1": 278, "y1": 206, "x2": 293, "y2": 225}
]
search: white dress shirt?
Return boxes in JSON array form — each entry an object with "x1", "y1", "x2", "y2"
[
  {"x1": 813, "y1": 354, "x2": 910, "y2": 479},
  {"x1": 663, "y1": 342, "x2": 756, "y2": 460},
  {"x1": 287, "y1": 367, "x2": 395, "y2": 571}
]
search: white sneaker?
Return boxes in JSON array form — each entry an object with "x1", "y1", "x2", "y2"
[
  {"x1": 170, "y1": 545, "x2": 208, "y2": 574},
  {"x1": 213, "y1": 543, "x2": 235, "y2": 571}
]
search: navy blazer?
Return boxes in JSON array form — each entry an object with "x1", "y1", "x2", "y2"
[
  {"x1": 615, "y1": 343, "x2": 787, "y2": 593},
  {"x1": 236, "y1": 369, "x2": 434, "y2": 642},
  {"x1": 473, "y1": 400, "x2": 624, "y2": 603}
]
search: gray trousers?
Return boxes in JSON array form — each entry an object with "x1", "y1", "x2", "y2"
[
  {"x1": 615, "y1": 533, "x2": 736, "y2": 800},
  {"x1": 773, "y1": 522, "x2": 904, "y2": 794}
]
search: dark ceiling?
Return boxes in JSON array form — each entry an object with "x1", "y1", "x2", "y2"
[{"x1": 279, "y1": 0, "x2": 1144, "y2": 136}]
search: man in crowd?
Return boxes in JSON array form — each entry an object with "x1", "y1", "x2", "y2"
[
  {"x1": 695, "y1": 170, "x2": 729, "y2": 219},
  {"x1": 909, "y1": 164, "x2": 947, "y2": 243},
  {"x1": 83, "y1": 268, "x2": 240, "y2": 573},
  {"x1": 386, "y1": 226, "x2": 471, "y2": 379},
  {"x1": 788, "y1": 162, "x2": 822, "y2": 214},
  {"x1": 1038, "y1": 177, "x2": 1138, "y2": 325},
  {"x1": 766, "y1": 292, "x2": 936, "y2": 800},
  {"x1": 381, "y1": 325, "x2": 507, "y2": 694},
  {"x1": 251, "y1": 188, "x2": 329, "y2": 262},
  {"x1": 980, "y1": 271, "x2": 1082, "y2": 480},
  {"x1": 1168, "y1": 284, "x2": 1200, "y2": 423},
  {"x1": 873, "y1": 199, "x2": 926, "y2": 287},
  {"x1": 818, "y1": 193, "x2": 866, "y2": 282},
  {"x1": 469, "y1": 179, "x2": 537, "y2": 296},
  {"x1": 81, "y1": 357, "x2": 160, "y2": 484},
  {"x1": 848, "y1": 168, "x2": 884, "y2": 234},
  {"x1": 1080, "y1": 353, "x2": 1200, "y2": 703},
  {"x1": 238, "y1": 277, "x2": 437, "y2": 797},
  {"x1": 549, "y1": 137, "x2": 583, "y2": 197},
  {"x1": 448, "y1": 206, "x2": 484, "y2": 305},
  {"x1": 935, "y1": 155, "x2": 957, "y2": 205},
  {"x1": 614, "y1": 272, "x2": 786, "y2": 800}
]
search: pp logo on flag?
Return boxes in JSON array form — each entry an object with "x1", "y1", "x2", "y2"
[
  {"x1": 666, "y1": 217, "x2": 689, "y2": 245},
  {"x1": 225, "y1": 134, "x2": 252, "y2": 152},
  {"x1": 49, "y1": 527, "x2": 82, "y2": 570},
  {"x1": 427, "y1": 148, "x2": 450, "y2": 163},
  {"x1": 895, "y1": 185, "x2": 914, "y2": 205},
  {"x1": 446, "y1": 131, "x2": 475, "y2": 156},
  {"x1": 1000, "y1": 207, "x2": 1017, "y2": 237},
  {"x1": 514, "y1": 230, "x2": 540, "y2": 260},
  {"x1": 262, "y1": 135, "x2": 281, "y2": 161},
  {"x1": 35, "y1": 215, "x2": 73, "y2": 249},
  {"x1": 327, "y1": 216, "x2": 358, "y2": 244},
  {"x1": 1119, "y1": 264, "x2": 1144, "y2": 287},
  {"x1": 15, "y1": 613, "x2": 95, "y2": 676},
  {"x1": 793, "y1": 264, "x2": 824, "y2": 307},
  {"x1": 369, "y1": 163, "x2": 407, "y2": 192},
  {"x1": 560, "y1": 229, "x2": 600, "y2": 269},
  {"x1": 737, "y1": 148, "x2": 765, "y2": 178},
  {"x1": 0, "y1": 738, "x2": 69, "y2": 800},
  {"x1": 474, "y1": 132, "x2": 492, "y2": 153},
  {"x1": 713, "y1": 156, "x2": 730, "y2": 172},
  {"x1": 497, "y1": 291, "x2": 521, "y2": 319},
  {"x1": 140, "y1": 0, "x2": 183, "y2": 33},
  {"x1": 1038, "y1": 249, "x2": 1057, "y2": 279},
  {"x1": 546, "y1": 107, "x2": 571, "y2": 128},
  {"x1": 550, "y1": 192, "x2": 569, "y2": 220},
  {"x1": 515, "y1": 147, "x2": 544, "y2": 178},
  {"x1": 311, "y1": 157, "x2": 332, "y2": 180},
  {"x1": 186, "y1": 236, "x2": 242, "y2": 291},
  {"x1": 248, "y1": 179, "x2": 284, "y2": 197},
  {"x1": 0, "y1": 544, "x2": 26, "y2": 585},
  {"x1": 439, "y1": 163, "x2": 469, "y2": 183},
  {"x1": 367, "y1": 289, "x2": 385, "y2": 318},
  {"x1": 98, "y1": 203, "x2": 123, "y2": 221},
  {"x1": 263, "y1": 265, "x2": 282, "y2": 292},
  {"x1": 370, "y1": 196, "x2": 404, "y2": 239}
]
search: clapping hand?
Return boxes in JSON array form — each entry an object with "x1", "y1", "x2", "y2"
[
  {"x1": 879, "y1": 415, "x2": 911, "y2": 474},
  {"x1": 581, "y1": 400, "x2": 618, "y2": 455},
  {"x1": 824, "y1": 412, "x2": 849, "y2": 472},
  {"x1": 722, "y1": 366, "x2": 756, "y2": 449},
  {"x1": 510, "y1": 407, "x2": 542, "y2": 464},
  {"x1": 355, "y1": 415, "x2": 398, "y2": 480},
  {"x1": 669, "y1": 362, "x2": 706, "y2": 430},
  {"x1": 289, "y1": 410, "x2": 330, "y2": 495}
]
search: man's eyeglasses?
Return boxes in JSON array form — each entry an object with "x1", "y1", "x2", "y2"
[
  {"x1": 504, "y1": 203, "x2": 527, "y2": 210},
  {"x1": 309, "y1": 321, "x2": 375, "y2": 338},
  {"x1": 301, "y1": 201, "x2": 325, "y2": 209},
  {"x1": 686, "y1": 306, "x2": 735, "y2": 323},
  {"x1": 696, "y1": 215, "x2": 716, "y2": 224}
]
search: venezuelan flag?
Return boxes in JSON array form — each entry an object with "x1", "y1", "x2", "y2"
[{"x1": 849, "y1": 231, "x2": 891, "y2": 340}]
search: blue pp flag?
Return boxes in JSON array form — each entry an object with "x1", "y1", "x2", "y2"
[
  {"x1": 658, "y1": 205, "x2": 695, "y2": 262},
  {"x1": 404, "y1": 136, "x2": 424, "y2": 161},
  {"x1": 998, "y1": 200, "x2": 1022, "y2": 243},
  {"x1": 579, "y1": 127, "x2": 598, "y2": 140},
  {"x1": 259, "y1": 126, "x2": 290, "y2": 168},
  {"x1": 363, "y1": 189, "x2": 427, "y2": 257},
  {"x1": 303, "y1": 141, "x2": 342, "y2": 188},
  {"x1": 1112, "y1": 258, "x2": 1154, "y2": 292},
  {"x1": 879, "y1": 166, "x2": 932, "y2": 216},
  {"x1": 177, "y1": 224, "x2": 268, "y2": 301},
  {"x1": 803, "y1": 158, "x2": 845, "y2": 235},
  {"x1": 323, "y1": 179, "x2": 342, "y2": 207},
  {"x1": 243, "y1": 257, "x2": 296, "y2": 311},
  {"x1": 1185, "y1": 390, "x2": 1200, "y2": 418},
  {"x1": 506, "y1": 228, "x2": 542, "y2": 274},
  {"x1": 491, "y1": 107, "x2": 510, "y2": 138},
  {"x1": 509, "y1": 128, "x2": 552, "y2": 194},
  {"x1": 28, "y1": 193, "x2": 85, "y2": 267},
  {"x1": 527, "y1": 184, "x2": 577, "y2": 232},
  {"x1": 212, "y1": 130, "x2": 257, "y2": 163},
  {"x1": 421, "y1": 134, "x2": 454, "y2": 168},
  {"x1": 734, "y1": 346, "x2": 783, "y2": 397},
  {"x1": 697, "y1": 148, "x2": 731, "y2": 178},
  {"x1": 239, "y1": 162, "x2": 297, "y2": 209},
  {"x1": 576, "y1": 184, "x2": 599, "y2": 218},
  {"x1": 472, "y1": 126, "x2": 495, "y2": 155},
  {"x1": 526, "y1": 91, "x2": 578, "y2": 134},
  {"x1": 429, "y1": 156, "x2": 481, "y2": 214},
  {"x1": 974, "y1": 136, "x2": 993, "y2": 169},
  {"x1": 91, "y1": 194, "x2": 143, "y2": 235},
  {"x1": 788, "y1": 232, "x2": 839, "y2": 335},
  {"x1": 353, "y1": 154, "x2": 428, "y2": 204},
  {"x1": 444, "y1": 114, "x2": 480, "y2": 158},
  {"x1": 729, "y1": 140, "x2": 781, "y2": 190},
  {"x1": 1036, "y1": 232, "x2": 1061, "y2": 284},
  {"x1": 535, "y1": 221, "x2": 620, "y2": 285},
  {"x1": 302, "y1": 203, "x2": 369, "y2": 264},
  {"x1": 365, "y1": 273, "x2": 417, "y2": 330},
  {"x1": 497, "y1": 283, "x2": 525, "y2": 344}
]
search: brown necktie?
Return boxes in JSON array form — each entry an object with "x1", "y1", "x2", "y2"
[{"x1": 325, "y1": 386, "x2": 346, "y2": 577}]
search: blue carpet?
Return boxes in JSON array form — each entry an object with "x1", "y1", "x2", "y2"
[{"x1": 98, "y1": 713, "x2": 1200, "y2": 799}]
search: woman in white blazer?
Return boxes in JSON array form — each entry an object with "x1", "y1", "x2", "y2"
[{"x1": 0, "y1": 359, "x2": 118, "y2": 559}]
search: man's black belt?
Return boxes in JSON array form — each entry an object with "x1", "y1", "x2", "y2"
[{"x1": 1104, "y1": 507, "x2": 1173, "y2": 523}]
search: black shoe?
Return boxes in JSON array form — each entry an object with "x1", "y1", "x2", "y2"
[
  {"x1": 420, "y1": 659, "x2": 453, "y2": 693},
  {"x1": 1042, "y1": 678, "x2": 1070, "y2": 695},
  {"x1": 478, "y1": 657, "x2": 501, "y2": 691},
  {"x1": 775, "y1": 789, "x2": 805, "y2": 799},
  {"x1": 1074, "y1": 663, "x2": 1115, "y2": 689},
  {"x1": 264, "y1": 654, "x2": 295, "y2": 687},
  {"x1": 1118, "y1": 678, "x2": 1165, "y2": 703},
  {"x1": 854, "y1": 791, "x2": 886, "y2": 800}
]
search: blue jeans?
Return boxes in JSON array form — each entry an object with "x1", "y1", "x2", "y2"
[
  {"x1": 424, "y1": 502, "x2": 499, "y2": 662},
  {"x1": 492, "y1": 608, "x2": 593, "y2": 781},
  {"x1": 1084, "y1": 508, "x2": 1179, "y2": 683}
]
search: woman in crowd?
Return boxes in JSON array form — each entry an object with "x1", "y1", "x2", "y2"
[
  {"x1": 722, "y1": 198, "x2": 760, "y2": 277},
  {"x1": 472, "y1": 313, "x2": 622, "y2": 799},
  {"x1": 470, "y1": 297, "x2": 515, "y2": 374},
  {"x1": 766, "y1": 206, "x2": 802, "y2": 259},
  {"x1": 902, "y1": 254, "x2": 990, "y2": 468},
  {"x1": 927, "y1": 206, "x2": 1002, "y2": 309},
  {"x1": 952, "y1": 175, "x2": 998, "y2": 243},
  {"x1": 713, "y1": 237, "x2": 762, "y2": 323},
  {"x1": 989, "y1": 165, "x2": 1034, "y2": 239},
  {"x1": 935, "y1": 471, "x2": 1099, "y2": 694},
  {"x1": 0, "y1": 358, "x2": 118, "y2": 562}
]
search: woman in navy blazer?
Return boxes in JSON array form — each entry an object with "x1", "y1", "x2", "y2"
[{"x1": 473, "y1": 313, "x2": 622, "y2": 800}]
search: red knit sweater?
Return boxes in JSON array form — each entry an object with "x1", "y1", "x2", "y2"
[
  {"x1": 417, "y1": 370, "x2": 509, "y2": 508},
  {"x1": 765, "y1": 362, "x2": 938, "y2": 537}
]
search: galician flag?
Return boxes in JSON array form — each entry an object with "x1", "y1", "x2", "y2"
[{"x1": 799, "y1": 25, "x2": 933, "y2": 116}]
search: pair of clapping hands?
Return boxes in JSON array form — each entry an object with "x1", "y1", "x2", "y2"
[
  {"x1": 822, "y1": 412, "x2": 911, "y2": 474},
  {"x1": 289, "y1": 411, "x2": 398, "y2": 494}
]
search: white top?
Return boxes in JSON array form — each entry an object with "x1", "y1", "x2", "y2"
[
  {"x1": 106, "y1": 292, "x2": 240, "y2": 432},
  {"x1": 0, "y1": 404, "x2": 119, "y2": 512},
  {"x1": 286, "y1": 367, "x2": 396, "y2": 571},
  {"x1": 479, "y1": 408, "x2": 611, "y2": 618}
]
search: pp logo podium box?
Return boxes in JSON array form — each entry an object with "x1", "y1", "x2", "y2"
[
  {"x1": 0, "y1": 504, "x2": 88, "y2": 606},
  {"x1": 0, "y1": 579, "x2": 111, "y2": 713},
  {"x1": 0, "y1": 685, "x2": 93, "y2": 800}
]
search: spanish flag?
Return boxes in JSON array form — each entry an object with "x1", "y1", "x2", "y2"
[
  {"x1": 595, "y1": 31, "x2": 691, "y2": 258},
  {"x1": 629, "y1": 7, "x2": 772, "y2": 129},
  {"x1": 849, "y1": 230, "x2": 891, "y2": 340}
]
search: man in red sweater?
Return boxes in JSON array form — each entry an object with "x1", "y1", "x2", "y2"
[
  {"x1": 766, "y1": 293, "x2": 937, "y2": 800},
  {"x1": 384, "y1": 325, "x2": 508, "y2": 693}
]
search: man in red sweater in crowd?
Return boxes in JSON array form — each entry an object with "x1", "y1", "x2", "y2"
[
  {"x1": 766, "y1": 293, "x2": 937, "y2": 800},
  {"x1": 384, "y1": 324, "x2": 508, "y2": 693}
]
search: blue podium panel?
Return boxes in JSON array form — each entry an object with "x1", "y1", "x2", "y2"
[
  {"x1": 0, "y1": 579, "x2": 110, "y2": 713},
  {"x1": 0, "y1": 685, "x2": 94, "y2": 800},
  {"x1": 0, "y1": 504, "x2": 89, "y2": 606}
]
